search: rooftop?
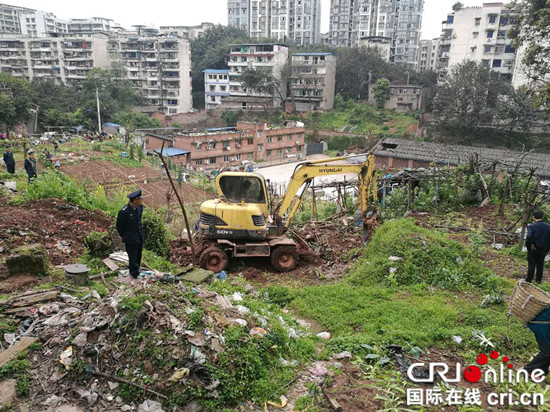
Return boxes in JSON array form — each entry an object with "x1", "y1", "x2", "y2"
[
  {"x1": 292, "y1": 52, "x2": 333, "y2": 56},
  {"x1": 203, "y1": 69, "x2": 230, "y2": 74},
  {"x1": 373, "y1": 138, "x2": 550, "y2": 177}
]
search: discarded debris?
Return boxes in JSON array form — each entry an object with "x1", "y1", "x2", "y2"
[{"x1": 317, "y1": 331, "x2": 331, "y2": 340}]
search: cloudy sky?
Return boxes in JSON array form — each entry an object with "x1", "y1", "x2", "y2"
[{"x1": 14, "y1": 0, "x2": 486, "y2": 40}]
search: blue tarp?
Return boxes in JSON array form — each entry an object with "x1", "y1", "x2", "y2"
[
  {"x1": 153, "y1": 148, "x2": 190, "y2": 157},
  {"x1": 103, "y1": 123, "x2": 120, "y2": 127}
]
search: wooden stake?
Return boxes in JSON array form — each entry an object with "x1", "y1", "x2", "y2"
[{"x1": 157, "y1": 142, "x2": 196, "y2": 265}]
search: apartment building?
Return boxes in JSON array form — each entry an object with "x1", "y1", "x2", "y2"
[
  {"x1": 417, "y1": 38, "x2": 440, "y2": 72},
  {"x1": 68, "y1": 17, "x2": 121, "y2": 34},
  {"x1": 160, "y1": 23, "x2": 215, "y2": 41},
  {"x1": 358, "y1": 36, "x2": 391, "y2": 61},
  {"x1": 228, "y1": 0, "x2": 321, "y2": 45},
  {"x1": 223, "y1": 43, "x2": 289, "y2": 110},
  {"x1": 290, "y1": 52, "x2": 336, "y2": 111},
  {"x1": 438, "y1": 3, "x2": 518, "y2": 80},
  {"x1": 0, "y1": 33, "x2": 110, "y2": 85},
  {"x1": 145, "y1": 121, "x2": 305, "y2": 168},
  {"x1": 107, "y1": 35, "x2": 193, "y2": 114},
  {"x1": 367, "y1": 84, "x2": 423, "y2": 111},
  {"x1": 19, "y1": 10, "x2": 68, "y2": 37},
  {"x1": 204, "y1": 69, "x2": 230, "y2": 109},
  {"x1": 328, "y1": 0, "x2": 423, "y2": 69},
  {"x1": 0, "y1": 3, "x2": 34, "y2": 34}
]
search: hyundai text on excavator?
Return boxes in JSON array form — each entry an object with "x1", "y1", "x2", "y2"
[{"x1": 196, "y1": 154, "x2": 378, "y2": 272}]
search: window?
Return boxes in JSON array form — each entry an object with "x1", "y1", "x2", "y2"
[
  {"x1": 223, "y1": 141, "x2": 230, "y2": 149},
  {"x1": 195, "y1": 159, "x2": 203, "y2": 165},
  {"x1": 475, "y1": 17, "x2": 481, "y2": 25},
  {"x1": 210, "y1": 96, "x2": 216, "y2": 102},
  {"x1": 497, "y1": 30, "x2": 506, "y2": 39},
  {"x1": 505, "y1": 44, "x2": 515, "y2": 53},
  {"x1": 277, "y1": 148, "x2": 282, "y2": 154},
  {"x1": 220, "y1": 86, "x2": 226, "y2": 91},
  {"x1": 209, "y1": 85, "x2": 215, "y2": 91},
  {"x1": 266, "y1": 150, "x2": 272, "y2": 156},
  {"x1": 296, "y1": 146, "x2": 302, "y2": 152},
  {"x1": 487, "y1": 30, "x2": 494, "y2": 38},
  {"x1": 257, "y1": 131, "x2": 262, "y2": 138},
  {"x1": 482, "y1": 59, "x2": 490, "y2": 68},
  {"x1": 235, "y1": 154, "x2": 241, "y2": 160},
  {"x1": 492, "y1": 59, "x2": 502, "y2": 67},
  {"x1": 196, "y1": 143, "x2": 202, "y2": 151},
  {"x1": 488, "y1": 15, "x2": 497, "y2": 24},
  {"x1": 210, "y1": 157, "x2": 217, "y2": 164},
  {"x1": 285, "y1": 147, "x2": 292, "y2": 154},
  {"x1": 277, "y1": 135, "x2": 282, "y2": 142},
  {"x1": 223, "y1": 155, "x2": 229, "y2": 162},
  {"x1": 472, "y1": 32, "x2": 479, "y2": 39},
  {"x1": 267, "y1": 136, "x2": 272, "y2": 143},
  {"x1": 257, "y1": 144, "x2": 263, "y2": 152},
  {"x1": 484, "y1": 45, "x2": 492, "y2": 53},
  {"x1": 247, "y1": 138, "x2": 254, "y2": 145}
]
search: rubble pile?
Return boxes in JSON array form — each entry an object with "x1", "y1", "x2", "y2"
[{"x1": 0, "y1": 277, "x2": 316, "y2": 411}]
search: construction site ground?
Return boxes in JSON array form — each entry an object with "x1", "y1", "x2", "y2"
[{"x1": 0, "y1": 142, "x2": 545, "y2": 412}]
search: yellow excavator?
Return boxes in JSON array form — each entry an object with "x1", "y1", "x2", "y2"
[{"x1": 196, "y1": 154, "x2": 378, "y2": 272}]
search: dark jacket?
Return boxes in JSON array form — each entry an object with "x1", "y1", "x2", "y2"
[
  {"x1": 526, "y1": 221, "x2": 550, "y2": 250},
  {"x1": 116, "y1": 203, "x2": 144, "y2": 245},
  {"x1": 24, "y1": 157, "x2": 37, "y2": 178},
  {"x1": 529, "y1": 308, "x2": 550, "y2": 346},
  {"x1": 3, "y1": 151, "x2": 14, "y2": 166}
]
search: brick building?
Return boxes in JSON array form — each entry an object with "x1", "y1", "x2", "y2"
[
  {"x1": 373, "y1": 137, "x2": 550, "y2": 178},
  {"x1": 145, "y1": 121, "x2": 305, "y2": 169},
  {"x1": 368, "y1": 84, "x2": 423, "y2": 111}
]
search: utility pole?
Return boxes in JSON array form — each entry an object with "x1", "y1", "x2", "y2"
[
  {"x1": 33, "y1": 104, "x2": 39, "y2": 134},
  {"x1": 96, "y1": 88, "x2": 102, "y2": 133}
]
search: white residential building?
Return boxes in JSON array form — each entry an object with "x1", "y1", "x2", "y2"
[
  {"x1": 107, "y1": 35, "x2": 193, "y2": 114},
  {"x1": 358, "y1": 36, "x2": 391, "y2": 61},
  {"x1": 223, "y1": 43, "x2": 289, "y2": 110},
  {"x1": 290, "y1": 52, "x2": 336, "y2": 111},
  {"x1": 68, "y1": 17, "x2": 121, "y2": 34},
  {"x1": 20, "y1": 10, "x2": 68, "y2": 37},
  {"x1": 228, "y1": 0, "x2": 321, "y2": 45},
  {"x1": 329, "y1": 0, "x2": 423, "y2": 68},
  {"x1": 438, "y1": 3, "x2": 518, "y2": 80},
  {"x1": 160, "y1": 23, "x2": 215, "y2": 41},
  {"x1": 0, "y1": 33, "x2": 110, "y2": 85},
  {"x1": 417, "y1": 38, "x2": 440, "y2": 72},
  {"x1": 204, "y1": 69, "x2": 230, "y2": 109},
  {"x1": 0, "y1": 3, "x2": 34, "y2": 34}
]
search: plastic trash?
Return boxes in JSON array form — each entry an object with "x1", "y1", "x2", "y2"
[
  {"x1": 250, "y1": 327, "x2": 267, "y2": 337},
  {"x1": 388, "y1": 256, "x2": 403, "y2": 261},
  {"x1": 231, "y1": 292, "x2": 244, "y2": 301},
  {"x1": 491, "y1": 243, "x2": 504, "y2": 250},
  {"x1": 389, "y1": 267, "x2": 398, "y2": 274},
  {"x1": 334, "y1": 351, "x2": 352, "y2": 359},
  {"x1": 452, "y1": 335, "x2": 463, "y2": 344},
  {"x1": 232, "y1": 318, "x2": 248, "y2": 327},
  {"x1": 214, "y1": 270, "x2": 227, "y2": 280},
  {"x1": 266, "y1": 395, "x2": 288, "y2": 409},
  {"x1": 310, "y1": 365, "x2": 329, "y2": 376},
  {"x1": 317, "y1": 331, "x2": 331, "y2": 340},
  {"x1": 138, "y1": 399, "x2": 165, "y2": 412},
  {"x1": 60, "y1": 346, "x2": 73, "y2": 369},
  {"x1": 168, "y1": 368, "x2": 190, "y2": 382}
]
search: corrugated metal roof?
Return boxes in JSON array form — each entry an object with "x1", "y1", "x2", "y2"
[
  {"x1": 203, "y1": 69, "x2": 230, "y2": 73},
  {"x1": 153, "y1": 148, "x2": 190, "y2": 157}
]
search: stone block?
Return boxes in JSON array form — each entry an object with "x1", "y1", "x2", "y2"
[{"x1": 6, "y1": 244, "x2": 48, "y2": 276}]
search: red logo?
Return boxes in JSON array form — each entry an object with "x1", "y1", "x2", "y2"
[{"x1": 464, "y1": 351, "x2": 512, "y2": 383}]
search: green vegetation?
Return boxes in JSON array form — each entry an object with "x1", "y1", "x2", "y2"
[
  {"x1": 304, "y1": 97, "x2": 418, "y2": 136},
  {"x1": 84, "y1": 231, "x2": 113, "y2": 258},
  {"x1": 142, "y1": 211, "x2": 170, "y2": 258}
]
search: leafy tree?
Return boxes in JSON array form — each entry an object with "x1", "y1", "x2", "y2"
[
  {"x1": 0, "y1": 93, "x2": 16, "y2": 127},
  {"x1": 32, "y1": 79, "x2": 80, "y2": 128},
  {"x1": 409, "y1": 70, "x2": 439, "y2": 111},
  {"x1": 452, "y1": 1, "x2": 464, "y2": 11},
  {"x1": 511, "y1": 0, "x2": 550, "y2": 107},
  {"x1": 0, "y1": 73, "x2": 33, "y2": 129},
  {"x1": 494, "y1": 87, "x2": 539, "y2": 132},
  {"x1": 334, "y1": 46, "x2": 393, "y2": 99},
  {"x1": 373, "y1": 78, "x2": 391, "y2": 108},
  {"x1": 240, "y1": 66, "x2": 286, "y2": 104},
  {"x1": 113, "y1": 111, "x2": 162, "y2": 132},
  {"x1": 434, "y1": 61, "x2": 506, "y2": 138}
]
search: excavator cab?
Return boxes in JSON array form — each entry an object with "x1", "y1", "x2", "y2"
[{"x1": 198, "y1": 172, "x2": 269, "y2": 240}]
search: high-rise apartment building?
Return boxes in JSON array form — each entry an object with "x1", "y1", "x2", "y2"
[
  {"x1": 228, "y1": 0, "x2": 320, "y2": 45},
  {"x1": 20, "y1": 10, "x2": 69, "y2": 37},
  {"x1": 159, "y1": 23, "x2": 215, "y2": 41},
  {"x1": 328, "y1": 0, "x2": 423, "y2": 68},
  {"x1": 222, "y1": 43, "x2": 289, "y2": 110},
  {"x1": 107, "y1": 35, "x2": 193, "y2": 114},
  {"x1": 438, "y1": 3, "x2": 518, "y2": 80},
  {"x1": 417, "y1": 38, "x2": 440, "y2": 72},
  {"x1": 67, "y1": 17, "x2": 121, "y2": 34},
  {"x1": 0, "y1": 3, "x2": 33, "y2": 34}
]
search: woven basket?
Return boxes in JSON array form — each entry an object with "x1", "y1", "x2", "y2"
[{"x1": 508, "y1": 280, "x2": 550, "y2": 323}]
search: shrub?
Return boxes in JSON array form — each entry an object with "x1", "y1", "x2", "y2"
[
  {"x1": 84, "y1": 231, "x2": 113, "y2": 258},
  {"x1": 349, "y1": 219, "x2": 498, "y2": 291},
  {"x1": 142, "y1": 211, "x2": 170, "y2": 257}
]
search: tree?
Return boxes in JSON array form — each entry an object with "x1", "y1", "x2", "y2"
[
  {"x1": 0, "y1": 73, "x2": 33, "y2": 129},
  {"x1": 511, "y1": 0, "x2": 550, "y2": 107},
  {"x1": 494, "y1": 87, "x2": 539, "y2": 132},
  {"x1": 373, "y1": 78, "x2": 391, "y2": 108},
  {"x1": 0, "y1": 93, "x2": 16, "y2": 128},
  {"x1": 452, "y1": 2, "x2": 464, "y2": 11},
  {"x1": 434, "y1": 61, "x2": 506, "y2": 138},
  {"x1": 409, "y1": 70, "x2": 439, "y2": 111},
  {"x1": 32, "y1": 79, "x2": 80, "y2": 129},
  {"x1": 113, "y1": 111, "x2": 162, "y2": 132},
  {"x1": 240, "y1": 66, "x2": 286, "y2": 106}
]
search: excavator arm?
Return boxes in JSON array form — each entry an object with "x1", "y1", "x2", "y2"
[{"x1": 273, "y1": 154, "x2": 377, "y2": 234}]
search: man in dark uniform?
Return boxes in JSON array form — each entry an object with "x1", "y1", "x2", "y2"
[
  {"x1": 24, "y1": 150, "x2": 37, "y2": 182},
  {"x1": 3, "y1": 145, "x2": 14, "y2": 174},
  {"x1": 116, "y1": 189, "x2": 145, "y2": 279},
  {"x1": 525, "y1": 210, "x2": 550, "y2": 284}
]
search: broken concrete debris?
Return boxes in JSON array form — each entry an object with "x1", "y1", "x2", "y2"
[{"x1": 6, "y1": 243, "x2": 49, "y2": 276}]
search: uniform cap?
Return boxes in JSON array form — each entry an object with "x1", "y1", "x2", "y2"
[
  {"x1": 127, "y1": 189, "x2": 143, "y2": 200},
  {"x1": 28, "y1": 149, "x2": 34, "y2": 155}
]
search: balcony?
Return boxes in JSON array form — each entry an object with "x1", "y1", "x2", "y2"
[{"x1": 66, "y1": 73, "x2": 87, "y2": 79}]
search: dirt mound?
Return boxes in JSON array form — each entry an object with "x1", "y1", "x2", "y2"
[{"x1": 0, "y1": 197, "x2": 112, "y2": 283}]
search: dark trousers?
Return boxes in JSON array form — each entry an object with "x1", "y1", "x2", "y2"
[
  {"x1": 6, "y1": 164, "x2": 14, "y2": 174},
  {"x1": 125, "y1": 242, "x2": 143, "y2": 278},
  {"x1": 525, "y1": 335, "x2": 550, "y2": 374},
  {"x1": 526, "y1": 247, "x2": 549, "y2": 284}
]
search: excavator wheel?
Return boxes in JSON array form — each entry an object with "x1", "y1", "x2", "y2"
[
  {"x1": 270, "y1": 246, "x2": 298, "y2": 272},
  {"x1": 199, "y1": 247, "x2": 228, "y2": 273}
]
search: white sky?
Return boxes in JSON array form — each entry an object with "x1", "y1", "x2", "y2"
[{"x1": 12, "y1": 0, "x2": 486, "y2": 40}]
